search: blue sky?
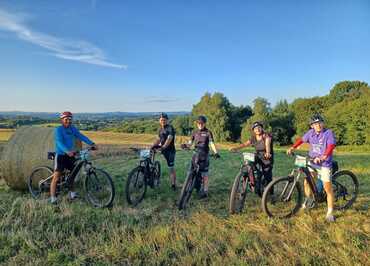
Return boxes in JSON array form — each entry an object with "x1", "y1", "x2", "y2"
[{"x1": 0, "y1": 0, "x2": 369, "y2": 112}]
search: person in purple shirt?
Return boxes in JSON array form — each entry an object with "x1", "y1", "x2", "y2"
[
  {"x1": 287, "y1": 114, "x2": 337, "y2": 222},
  {"x1": 50, "y1": 111, "x2": 97, "y2": 204}
]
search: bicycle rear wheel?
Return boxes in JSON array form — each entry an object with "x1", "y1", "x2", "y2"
[
  {"x1": 332, "y1": 170, "x2": 359, "y2": 210},
  {"x1": 28, "y1": 166, "x2": 53, "y2": 199},
  {"x1": 178, "y1": 170, "x2": 196, "y2": 210},
  {"x1": 229, "y1": 170, "x2": 248, "y2": 214},
  {"x1": 126, "y1": 166, "x2": 147, "y2": 206},
  {"x1": 85, "y1": 168, "x2": 115, "y2": 208},
  {"x1": 262, "y1": 176, "x2": 302, "y2": 218}
]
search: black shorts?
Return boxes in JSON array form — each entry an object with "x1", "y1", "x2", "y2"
[
  {"x1": 54, "y1": 154, "x2": 76, "y2": 172},
  {"x1": 192, "y1": 152, "x2": 209, "y2": 173},
  {"x1": 162, "y1": 150, "x2": 176, "y2": 168}
]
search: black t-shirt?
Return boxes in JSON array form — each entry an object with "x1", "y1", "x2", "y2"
[
  {"x1": 250, "y1": 132, "x2": 274, "y2": 163},
  {"x1": 191, "y1": 128, "x2": 214, "y2": 154},
  {"x1": 158, "y1": 124, "x2": 176, "y2": 152}
]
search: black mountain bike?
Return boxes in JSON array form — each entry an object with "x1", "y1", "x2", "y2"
[
  {"x1": 178, "y1": 149, "x2": 218, "y2": 210},
  {"x1": 229, "y1": 152, "x2": 269, "y2": 214},
  {"x1": 28, "y1": 147, "x2": 115, "y2": 208},
  {"x1": 261, "y1": 154, "x2": 359, "y2": 218},
  {"x1": 125, "y1": 148, "x2": 161, "y2": 206}
]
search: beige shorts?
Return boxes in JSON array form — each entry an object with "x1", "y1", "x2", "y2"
[{"x1": 308, "y1": 162, "x2": 332, "y2": 183}]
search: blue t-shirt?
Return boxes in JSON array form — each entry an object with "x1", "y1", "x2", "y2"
[
  {"x1": 302, "y1": 128, "x2": 336, "y2": 167},
  {"x1": 55, "y1": 125, "x2": 94, "y2": 155}
]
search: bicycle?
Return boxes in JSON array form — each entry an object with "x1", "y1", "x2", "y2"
[
  {"x1": 125, "y1": 147, "x2": 161, "y2": 206},
  {"x1": 178, "y1": 148, "x2": 218, "y2": 210},
  {"x1": 28, "y1": 147, "x2": 115, "y2": 208},
  {"x1": 229, "y1": 151, "x2": 269, "y2": 214},
  {"x1": 261, "y1": 154, "x2": 359, "y2": 218}
]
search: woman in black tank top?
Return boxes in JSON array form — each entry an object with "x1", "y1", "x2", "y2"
[{"x1": 230, "y1": 121, "x2": 274, "y2": 188}]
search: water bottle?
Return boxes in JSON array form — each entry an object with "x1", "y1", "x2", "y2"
[{"x1": 316, "y1": 178, "x2": 324, "y2": 193}]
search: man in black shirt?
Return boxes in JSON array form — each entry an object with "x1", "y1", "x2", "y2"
[
  {"x1": 152, "y1": 113, "x2": 177, "y2": 190},
  {"x1": 182, "y1": 115, "x2": 220, "y2": 198}
]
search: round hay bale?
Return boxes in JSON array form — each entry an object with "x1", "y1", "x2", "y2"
[
  {"x1": 1, "y1": 126, "x2": 88, "y2": 190},
  {"x1": 0, "y1": 126, "x2": 55, "y2": 190}
]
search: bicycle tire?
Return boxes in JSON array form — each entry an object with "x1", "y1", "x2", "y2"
[
  {"x1": 28, "y1": 166, "x2": 53, "y2": 199},
  {"x1": 125, "y1": 166, "x2": 147, "y2": 206},
  {"x1": 85, "y1": 168, "x2": 115, "y2": 208},
  {"x1": 332, "y1": 170, "x2": 359, "y2": 210},
  {"x1": 178, "y1": 170, "x2": 196, "y2": 210},
  {"x1": 262, "y1": 175, "x2": 303, "y2": 218},
  {"x1": 229, "y1": 170, "x2": 248, "y2": 214}
]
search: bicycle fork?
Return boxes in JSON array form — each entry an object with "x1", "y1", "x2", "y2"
[{"x1": 280, "y1": 170, "x2": 300, "y2": 202}]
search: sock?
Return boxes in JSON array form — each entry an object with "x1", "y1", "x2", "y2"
[
  {"x1": 327, "y1": 208, "x2": 333, "y2": 216},
  {"x1": 50, "y1": 196, "x2": 57, "y2": 202}
]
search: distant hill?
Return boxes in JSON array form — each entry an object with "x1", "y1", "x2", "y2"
[{"x1": 0, "y1": 111, "x2": 190, "y2": 121}]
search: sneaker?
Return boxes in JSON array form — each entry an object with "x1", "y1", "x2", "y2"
[
  {"x1": 69, "y1": 191, "x2": 79, "y2": 200},
  {"x1": 302, "y1": 197, "x2": 316, "y2": 209},
  {"x1": 171, "y1": 184, "x2": 177, "y2": 191},
  {"x1": 49, "y1": 196, "x2": 58, "y2": 205},
  {"x1": 199, "y1": 190, "x2": 208, "y2": 199},
  {"x1": 326, "y1": 214, "x2": 336, "y2": 223}
]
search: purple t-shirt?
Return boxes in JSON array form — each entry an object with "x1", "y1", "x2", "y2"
[{"x1": 302, "y1": 128, "x2": 336, "y2": 167}]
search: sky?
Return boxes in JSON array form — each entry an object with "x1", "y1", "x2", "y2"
[{"x1": 0, "y1": 0, "x2": 369, "y2": 112}]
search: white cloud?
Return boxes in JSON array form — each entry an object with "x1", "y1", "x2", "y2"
[{"x1": 0, "y1": 8, "x2": 127, "y2": 69}]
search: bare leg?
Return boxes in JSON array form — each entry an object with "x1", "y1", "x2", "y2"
[
  {"x1": 324, "y1": 181, "x2": 334, "y2": 211},
  {"x1": 203, "y1": 176, "x2": 209, "y2": 192},
  {"x1": 50, "y1": 171, "x2": 62, "y2": 197},
  {"x1": 170, "y1": 168, "x2": 176, "y2": 186}
]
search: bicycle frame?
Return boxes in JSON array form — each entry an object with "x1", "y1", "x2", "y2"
[
  {"x1": 39, "y1": 149, "x2": 93, "y2": 190},
  {"x1": 283, "y1": 164, "x2": 322, "y2": 203}
]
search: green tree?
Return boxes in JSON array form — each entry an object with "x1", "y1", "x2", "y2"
[
  {"x1": 241, "y1": 98, "x2": 272, "y2": 142},
  {"x1": 270, "y1": 100, "x2": 295, "y2": 146},
  {"x1": 192, "y1": 92, "x2": 233, "y2": 142}
]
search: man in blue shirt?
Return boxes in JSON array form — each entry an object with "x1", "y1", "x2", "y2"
[{"x1": 50, "y1": 111, "x2": 96, "y2": 204}]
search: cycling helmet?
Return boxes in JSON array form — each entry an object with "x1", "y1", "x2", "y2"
[
  {"x1": 309, "y1": 114, "x2": 324, "y2": 125},
  {"x1": 251, "y1": 121, "x2": 263, "y2": 130},
  {"x1": 159, "y1": 112, "x2": 168, "y2": 119},
  {"x1": 60, "y1": 111, "x2": 73, "y2": 119},
  {"x1": 197, "y1": 115, "x2": 207, "y2": 123}
]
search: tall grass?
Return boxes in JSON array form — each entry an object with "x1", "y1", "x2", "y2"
[{"x1": 0, "y1": 150, "x2": 369, "y2": 265}]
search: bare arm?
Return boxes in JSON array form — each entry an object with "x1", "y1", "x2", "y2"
[
  {"x1": 210, "y1": 141, "x2": 218, "y2": 154},
  {"x1": 161, "y1": 135, "x2": 174, "y2": 149},
  {"x1": 265, "y1": 136, "x2": 272, "y2": 159},
  {"x1": 230, "y1": 140, "x2": 251, "y2": 151}
]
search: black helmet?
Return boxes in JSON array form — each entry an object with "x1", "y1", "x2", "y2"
[
  {"x1": 309, "y1": 114, "x2": 324, "y2": 125},
  {"x1": 251, "y1": 121, "x2": 263, "y2": 130},
  {"x1": 197, "y1": 115, "x2": 207, "y2": 123},
  {"x1": 159, "y1": 112, "x2": 168, "y2": 119}
]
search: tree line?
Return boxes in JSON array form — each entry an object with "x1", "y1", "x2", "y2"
[{"x1": 192, "y1": 81, "x2": 370, "y2": 145}]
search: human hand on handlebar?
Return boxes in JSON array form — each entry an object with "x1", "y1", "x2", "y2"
[
  {"x1": 181, "y1": 143, "x2": 190, "y2": 150},
  {"x1": 287, "y1": 148, "x2": 295, "y2": 156},
  {"x1": 67, "y1": 151, "x2": 76, "y2": 157}
]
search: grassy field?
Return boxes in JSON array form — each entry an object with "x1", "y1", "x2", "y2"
[{"x1": 0, "y1": 137, "x2": 369, "y2": 266}]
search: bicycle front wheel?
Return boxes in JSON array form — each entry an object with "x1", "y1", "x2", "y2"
[
  {"x1": 126, "y1": 166, "x2": 147, "y2": 206},
  {"x1": 262, "y1": 176, "x2": 302, "y2": 218},
  {"x1": 332, "y1": 170, "x2": 359, "y2": 210},
  {"x1": 178, "y1": 170, "x2": 196, "y2": 210},
  {"x1": 28, "y1": 166, "x2": 53, "y2": 199},
  {"x1": 229, "y1": 171, "x2": 248, "y2": 214},
  {"x1": 85, "y1": 168, "x2": 115, "y2": 208}
]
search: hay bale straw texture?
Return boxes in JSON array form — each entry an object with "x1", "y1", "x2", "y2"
[{"x1": 1, "y1": 126, "x2": 54, "y2": 190}]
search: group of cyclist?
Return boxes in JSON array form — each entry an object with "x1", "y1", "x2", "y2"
[{"x1": 52, "y1": 110, "x2": 337, "y2": 222}]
